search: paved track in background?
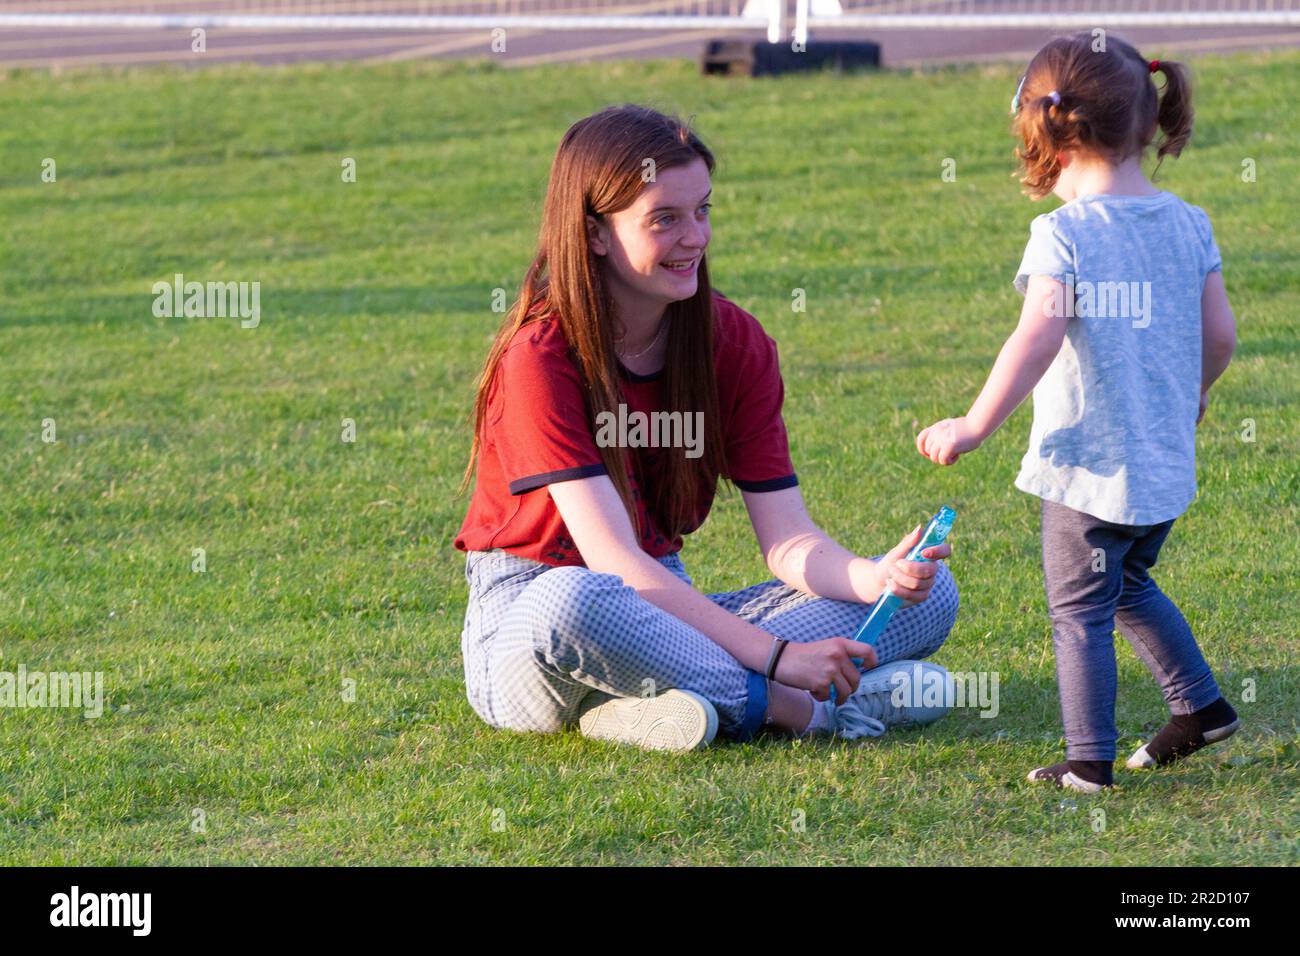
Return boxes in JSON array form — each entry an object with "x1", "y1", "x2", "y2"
[{"x1": 1, "y1": 0, "x2": 1298, "y2": 69}]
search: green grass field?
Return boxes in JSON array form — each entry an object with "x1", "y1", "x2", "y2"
[{"x1": 1, "y1": 51, "x2": 1296, "y2": 865}]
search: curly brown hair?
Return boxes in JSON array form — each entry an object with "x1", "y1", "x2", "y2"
[{"x1": 1012, "y1": 32, "x2": 1194, "y2": 199}]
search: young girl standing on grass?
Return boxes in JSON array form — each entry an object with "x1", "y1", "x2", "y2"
[{"x1": 917, "y1": 33, "x2": 1239, "y2": 793}]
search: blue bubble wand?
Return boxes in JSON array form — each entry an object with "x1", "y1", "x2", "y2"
[{"x1": 830, "y1": 505, "x2": 957, "y2": 703}]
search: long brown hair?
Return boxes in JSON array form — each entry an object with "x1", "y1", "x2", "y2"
[
  {"x1": 1013, "y1": 32, "x2": 1194, "y2": 198},
  {"x1": 458, "y1": 104, "x2": 728, "y2": 542}
]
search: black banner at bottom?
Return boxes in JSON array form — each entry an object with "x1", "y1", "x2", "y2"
[{"x1": 0, "y1": 864, "x2": 1287, "y2": 942}]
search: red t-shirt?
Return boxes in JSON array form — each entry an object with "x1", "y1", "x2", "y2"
[{"x1": 453, "y1": 292, "x2": 798, "y2": 566}]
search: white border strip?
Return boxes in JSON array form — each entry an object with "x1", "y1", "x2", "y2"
[
  {"x1": 0, "y1": 14, "x2": 757, "y2": 30},
  {"x1": 1, "y1": 12, "x2": 1298, "y2": 31},
  {"x1": 822, "y1": 13, "x2": 1300, "y2": 28}
]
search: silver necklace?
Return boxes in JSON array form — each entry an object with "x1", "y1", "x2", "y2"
[{"x1": 615, "y1": 318, "x2": 668, "y2": 361}]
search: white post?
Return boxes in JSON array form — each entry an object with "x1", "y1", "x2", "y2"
[{"x1": 767, "y1": 0, "x2": 786, "y2": 42}]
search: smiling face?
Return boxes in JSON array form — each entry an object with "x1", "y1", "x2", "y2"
[{"x1": 585, "y1": 157, "x2": 712, "y2": 327}]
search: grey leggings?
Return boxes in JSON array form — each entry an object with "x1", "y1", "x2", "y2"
[
  {"x1": 1041, "y1": 498, "x2": 1222, "y2": 761},
  {"x1": 460, "y1": 548, "x2": 960, "y2": 742}
]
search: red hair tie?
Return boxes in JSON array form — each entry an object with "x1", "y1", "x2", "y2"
[{"x1": 1149, "y1": 59, "x2": 1161, "y2": 73}]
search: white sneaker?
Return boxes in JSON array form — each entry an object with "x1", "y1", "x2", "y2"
[
  {"x1": 821, "y1": 660, "x2": 955, "y2": 740},
  {"x1": 577, "y1": 688, "x2": 718, "y2": 752}
]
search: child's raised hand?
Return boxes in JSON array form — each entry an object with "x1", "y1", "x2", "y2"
[{"x1": 916, "y1": 416, "x2": 982, "y2": 465}]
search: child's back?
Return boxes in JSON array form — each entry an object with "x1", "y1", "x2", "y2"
[
  {"x1": 916, "y1": 31, "x2": 1240, "y2": 793},
  {"x1": 1015, "y1": 190, "x2": 1222, "y2": 525}
]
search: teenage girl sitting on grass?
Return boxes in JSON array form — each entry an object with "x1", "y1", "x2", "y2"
[
  {"x1": 917, "y1": 33, "x2": 1239, "y2": 793},
  {"x1": 454, "y1": 104, "x2": 959, "y2": 752}
]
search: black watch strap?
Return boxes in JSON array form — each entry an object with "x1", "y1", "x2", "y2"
[{"x1": 766, "y1": 638, "x2": 791, "y2": 680}]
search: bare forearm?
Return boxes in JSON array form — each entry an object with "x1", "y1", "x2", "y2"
[
  {"x1": 1200, "y1": 272, "x2": 1236, "y2": 395},
  {"x1": 1202, "y1": 338, "x2": 1235, "y2": 393},
  {"x1": 966, "y1": 328, "x2": 1061, "y2": 439},
  {"x1": 766, "y1": 530, "x2": 880, "y2": 604},
  {"x1": 597, "y1": 552, "x2": 777, "y2": 672}
]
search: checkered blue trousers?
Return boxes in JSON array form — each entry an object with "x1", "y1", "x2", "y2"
[{"x1": 460, "y1": 548, "x2": 959, "y2": 741}]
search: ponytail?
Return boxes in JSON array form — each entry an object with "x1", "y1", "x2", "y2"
[
  {"x1": 1152, "y1": 58, "x2": 1194, "y2": 172},
  {"x1": 1015, "y1": 91, "x2": 1093, "y2": 200}
]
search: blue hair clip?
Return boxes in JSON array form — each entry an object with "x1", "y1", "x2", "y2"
[{"x1": 1010, "y1": 73, "x2": 1027, "y2": 115}]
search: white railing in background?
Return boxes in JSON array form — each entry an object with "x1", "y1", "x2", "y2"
[{"x1": 2, "y1": 1, "x2": 1299, "y2": 45}]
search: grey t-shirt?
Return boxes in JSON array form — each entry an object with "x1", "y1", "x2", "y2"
[{"x1": 1012, "y1": 191, "x2": 1222, "y2": 526}]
